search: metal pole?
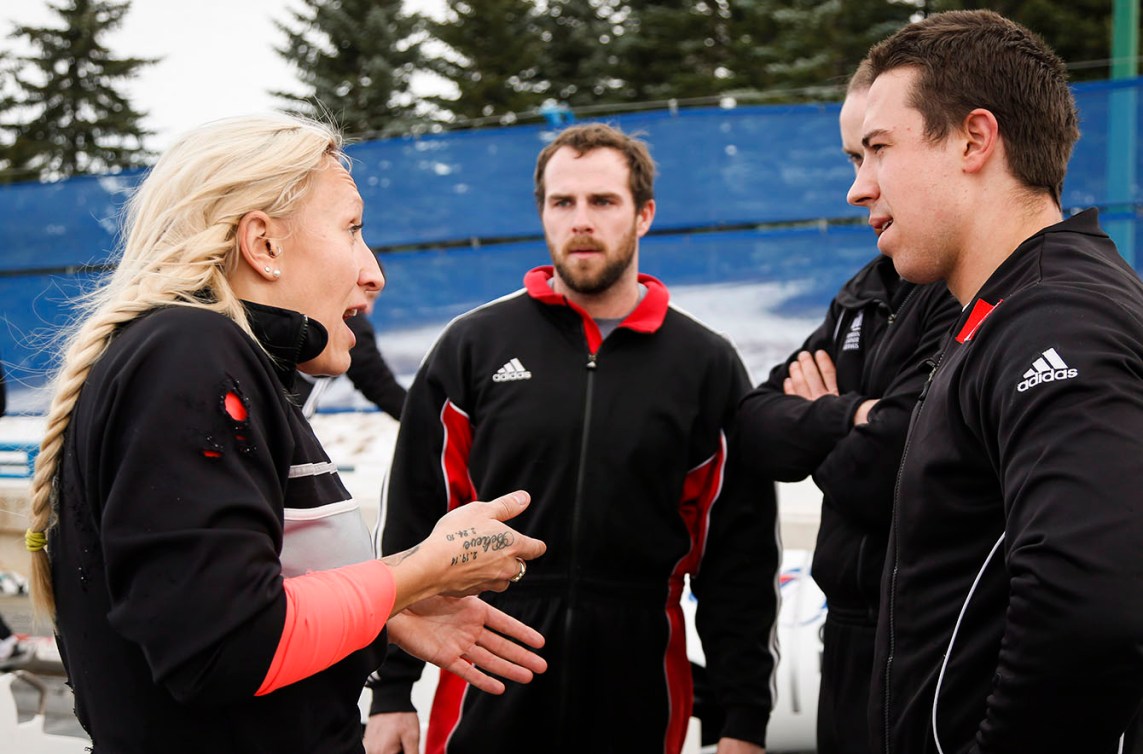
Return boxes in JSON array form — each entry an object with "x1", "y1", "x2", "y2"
[{"x1": 1105, "y1": 0, "x2": 1139, "y2": 265}]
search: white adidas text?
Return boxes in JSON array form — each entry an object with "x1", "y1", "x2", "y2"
[
  {"x1": 493, "y1": 358, "x2": 532, "y2": 382},
  {"x1": 1017, "y1": 348, "x2": 1077, "y2": 393}
]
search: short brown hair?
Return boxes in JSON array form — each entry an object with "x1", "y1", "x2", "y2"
[
  {"x1": 533, "y1": 123, "x2": 657, "y2": 212},
  {"x1": 847, "y1": 58, "x2": 874, "y2": 95},
  {"x1": 867, "y1": 9, "x2": 1079, "y2": 207}
]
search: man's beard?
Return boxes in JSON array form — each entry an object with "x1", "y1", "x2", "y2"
[{"x1": 549, "y1": 225, "x2": 637, "y2": 296}]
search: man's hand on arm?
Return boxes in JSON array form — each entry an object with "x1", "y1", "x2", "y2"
[
  {"x1": 783, "y1": 349, "x2": 879, "y2": 426},
  {"x1": 853, "y1": 398, "x2": 878, "y2": 426},
  {"x1": 363, "y1": 711, "x2": 420, "y2": 754},
  {"x1": 783, "y1": 350, "x2": 839, "y2": 399}
]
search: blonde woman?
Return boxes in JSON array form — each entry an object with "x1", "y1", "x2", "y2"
[{"x1": 23, "y1": 113, "x2": 546, "y2": 753}]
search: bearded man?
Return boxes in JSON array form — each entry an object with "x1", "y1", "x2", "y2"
[{"x1": 364, "y1": 123, "x2": 779, "y2": 754}]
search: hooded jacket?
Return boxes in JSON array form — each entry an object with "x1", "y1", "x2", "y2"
[{"x1": 737, "y1": 254, "x2": 958, "y2": 621}]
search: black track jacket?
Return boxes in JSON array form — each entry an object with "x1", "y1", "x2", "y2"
[
  {"x1": 52, "y1": 305, "x2": 386, "y2": 753},
  {"x1": 873, "y1": 210, "x2": 1143, "y2": 753},
  {"x1": 737, "y1": 254, "x2": 958, "y2": 621},
  {"x1": 371, "y1": 266, "x2": 779, "y2": 753}
]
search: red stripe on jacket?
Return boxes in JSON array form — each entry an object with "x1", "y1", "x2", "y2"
[
  {"x1": 664, "y1": 432, "x2": 729, "y2": 753},
  {"x1": 425, "y1": 400, "x2": 476, "y2": 752},
  {"x1": 440, "y1": 399, "x2": 476, "y2": 511}
]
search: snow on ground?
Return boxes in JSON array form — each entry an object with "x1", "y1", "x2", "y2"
[{"x1": 1, "y1": 277, "x2": 827, "y2": 539}]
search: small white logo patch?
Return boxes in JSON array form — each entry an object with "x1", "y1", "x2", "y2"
[
  {"x1": 492, "y1": 357, "x2": 532, "y2": 382},
  {"x1": 843, "y1": 311, "x2": 864, "y2": 352},
  {"x1": 1016, "y1": 347, "x2": 1077, "y2": 392}
]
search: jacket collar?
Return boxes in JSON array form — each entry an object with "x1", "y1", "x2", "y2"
[
  {"x1": 241, "y1": 300, "x2": 328, "y2": 389},
  {"x1": 972, "y1": 208, "x2": 1108, "y2": 306},
  {"x1": 835, "y1": 254, "x2": 903, "y2": 310},
  {"x1": 523, "y1": 265, "x2": 670, "y2": 351},
  {"x1": 955, "y1": 209, "x2": 1109, "y2": 343}
]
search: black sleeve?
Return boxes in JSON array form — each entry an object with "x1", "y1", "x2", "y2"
[
  {"x1": 0, "y1": 358, "x2": 7, "y2": 417},
  {"x1": 736, "y1": 297, "x2": 864, "y2": 481},
  {"x1": 346, "y1": 314, "x2": 407, "y2": 419},
  {"x1": 693, "y1": 344, "x2": 779, "y2": 747},
  {"x1": 812, "y1": 285, "x2": 958, "y2": 530},
  {"x1": 965, "y1": 290, "x2": 1143, "y2": 752},
  {"x1": 367, "y1": 645, "x2": 425, "y2": 714},
  {"x1": 91, "y1": 313, "x2": 292, "y2": 703}
]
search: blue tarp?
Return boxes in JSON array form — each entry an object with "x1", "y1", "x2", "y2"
[{"x1": 2, "y1": 78, "x2": 1141, "y2": 381}]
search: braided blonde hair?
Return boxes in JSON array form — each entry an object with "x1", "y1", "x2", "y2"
[{"x1": 28, "y1": 113, "x2": 345, "y2": 620}]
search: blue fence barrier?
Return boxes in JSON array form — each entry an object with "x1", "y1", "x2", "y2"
[{"x1": 1, "y1": 78, "x2": 1141, "y2": 384}]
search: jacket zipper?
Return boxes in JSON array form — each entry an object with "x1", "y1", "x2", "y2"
[
  {"x1": 884, "y1": 353, "x2": 941, "y2": 754},
  {"x1": 872, "y1": 285, "x2": 916, "y2": 367},
  {"x1": 559, "y1": 349, "x2": 597, "y2": 735},
  {"x1": 852, "y1": 287, "x2": 917, "y2": 618}
]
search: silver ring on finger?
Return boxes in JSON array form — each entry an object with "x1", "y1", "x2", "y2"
[{"x1": 510, "y1": 557, "x2": 526, "y2": 583}]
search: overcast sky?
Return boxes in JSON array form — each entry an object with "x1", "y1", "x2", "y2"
[{"x1": 2, "y1": 0, "x2": 444, "y2": 150}]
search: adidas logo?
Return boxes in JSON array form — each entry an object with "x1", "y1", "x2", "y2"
[
  {"x1": 492, "y1": 357, "x2": 532, "y2": 382},
  {"x1": 1016, "y1": 347, "x2": 1077, "y2": 393}
]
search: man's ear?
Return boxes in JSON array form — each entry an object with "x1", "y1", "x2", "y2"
[
  {"x1": 961, "y1": 108, "x2": 1000, "y2": 175},
  {"x1": 235, "y1": 211, "x2": 280, "y2": 281},
  {"x1": 636, "y1": 198, "x2": 656, "y2": 238}
]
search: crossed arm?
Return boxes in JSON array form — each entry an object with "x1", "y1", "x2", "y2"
[{"x1": 784, "y1": 349, "x2": 877, "y2": 425}]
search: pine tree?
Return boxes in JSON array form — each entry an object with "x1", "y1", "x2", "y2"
[
  {"x1": 0, "y1": 0, "x2": 154, "y2": 184},
  {"x1": 533, "y1": 0, "x2": 620, "y2": 108},
  {"x1": 419, "y1": 0, "x2": 547, "y2": 124},
  {"x1": 274, "y1": 0, "x2": 423, "y2": 139},
  {"x1": 0, "y1": 51, "x2": 17, "y2": 137},
  {"x1": 726, "y1": 0, "x2": 914, "y2": 101},
  {"x1": 610, "y1": 0, "x2": 739, "y2": 103}
]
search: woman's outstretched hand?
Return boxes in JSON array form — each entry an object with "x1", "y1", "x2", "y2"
[{"x1": 388, "y1": 594, "x2": 547, "y2": 694}]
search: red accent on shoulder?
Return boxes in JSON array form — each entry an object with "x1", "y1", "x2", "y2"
[
  {"x1": 223, "y1": 391, "x2": 248, "y2": 421},
  {"x1": 956, "y1": 298, "x2": 1002, "y2": 343}
]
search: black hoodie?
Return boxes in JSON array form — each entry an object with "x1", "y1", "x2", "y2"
[{"x1": 737, "y1": 253, "x2": 958, "y2": 620}]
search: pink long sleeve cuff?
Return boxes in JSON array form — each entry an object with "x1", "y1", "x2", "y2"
[{"x1": 256, "y1": 559, "x2": 396, "y2": 696}]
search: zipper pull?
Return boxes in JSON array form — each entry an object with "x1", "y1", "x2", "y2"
[
  {"x1": 918, "y1": 358, "x2": 937, "y2": 402},
  {"x1": 586, "y1": 353, "x2": 597, "y2": 370}
]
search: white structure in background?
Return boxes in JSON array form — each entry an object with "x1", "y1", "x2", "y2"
[{"x1": 1, "y1": 671, "x2": 90, "y2": 753}]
